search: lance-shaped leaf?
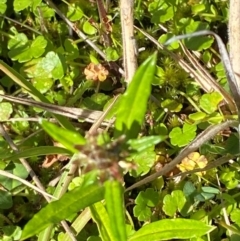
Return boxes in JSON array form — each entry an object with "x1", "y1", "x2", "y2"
[
  {"x1": 21, "y1": 183, "x2": 104, "y2": 240},
  {"x1": 114, "y1": 53, "x2": 157, "y2": 139}
]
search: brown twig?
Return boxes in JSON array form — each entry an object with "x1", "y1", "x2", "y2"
[
  {"x1": 0, "y1": 169, "x2": 56, "y2": 199},
  {"x1": 0, "y1": 94, "x2": 114, "y2": 125},
  {"x1": 126, "y1": 120, "x2": 238, "y2": 191},
  {"x1": 96, "y1": 0, "x2": 112, "y2": 46}
]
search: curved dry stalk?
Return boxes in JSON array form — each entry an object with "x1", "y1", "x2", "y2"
[
  {"x1": 135, "y1": 26, "x2": 237, "y2": 114},
  {"x1": 0, "y1": 14, "x2": 42, "y2": 35},
  {"x1": 0, "y1": 170, "x2": 56, "y2": 199},
  {"x1": 165, "y1": 30, "x2": 240, "y2": 112},
  {"x1": 0, "y1": 93, "x2": 113, "y2": 125}
]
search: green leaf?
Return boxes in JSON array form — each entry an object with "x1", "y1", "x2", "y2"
[
  {"x1": 129, "y1": 147, "x2": 156, "y2": 177},
  {"x1": 182, "y1": 20, "x2": 214, "y2": 50},
  {"x1": 219, "y1": 168, "x2": 239, "y2": 190},
  {"x1": 21, "y1": 183, "x2": 105, "y2": 240},
  {"x1": 135, "y1": 188, "x2": 159, "y2": 207},
  {"x1": 8, "y1": 34, "x2": 47, "y2": 63},
  {"x1": 34, "y1": 51, "x2": 65, "y2": 80},
  {"x1": 0, "y1": 102, "x2": 13, "y2": 121},
  {"x1": 82, "y1": 93, "x2": 110, "y2": 111},
  {"x1": 149, "y1": 2, "x2": 174, "y2": 24},
  {"x1": 0, "y1": 162, "x2": 29, "y2": 190},
  {"x1": 83, "y1": 20, "x2": 97, "y2": 35},
  {"x1": 230, "y1": 209, "x2": 240, "y2": 226},
  {"x1": 0, "y1": 190, "x2": 13, "y2": 209},
  {"x1": 104, "y1": 181, "x2": 127, "y2": 241},
  {"x1": 0, "y1": 0, "x2": 6, "y2": 14},
  {"x1": 127, "y1": 136, "x2": 166, "y2": 153},
  {"x1": 64, "y1": 39, "x2": 79, "y2": 61},
  {"x1": 1, "y1": 32, "x2": 77, "y2": 131},
  {"x1": 40, "y1": 120, "x2": 86, "y2": 153},
  {"x1": 162, "y1": 190, "x2": 186, "y2": 217},
  {"x1": 192, "y1": 4, "x2": 206, "y2": 14},
  {"x1": 183, "y1": 181, "x2": 196, "y2": 197},
  {"x1": 225, "y1": 134, "x2": 240, "y2": 155},
  {"x1": 189, "y1": 112, "x2": 207, "y2": 121},
  {"x1": 115, "y1": 53, "x2": 157, "y2": 139},
  {"x1": 2, "y1": 226, "x2": 22, "y2": 240},
  {"x1": 4, "y1": 146, "x2": 72, "y2": 161},
  {"x1": 30, "y1": 36, "x2": 47, "y2": 58},
  {"x1": 169, "y1": 123, "x2": 197, "y2": 147},
  {"x1": 10, "y1": 112, "x2": 30, "y2": 135},
  {"x1": 67, "y1": 4, "x2": 84, "y2": 21},
  {"x1": 31, "y1": 0, "x2": 41, "y2": 9},
  {"x1": 14, "y1": 0, "x2": 31, "y2": 11},
  {"x1": 134, "y1": 188, "x2": 159, "y2": 221},
  {"x1": 159, "y1": 33, "x2": 179, "y2": 50},
  {"x1": 32, "y1": 77, "x2": 54, "y2": 94},
  {"x1": 128, "y1": 219, "x2": 215, "y2": 241},
  {"x1": 105, "y1": 47, "x2": 120, "y2": 61},
  {"x1": 199, "y1": 92, "x2": 223, "y2": 114},
  {"x1": 90, "y1": 202, "x2": 115, "y2": 241},
  {"x1": 133, "y1": 204, "x2": 151, "y2": 222},
  {"x1": 161, "y1": 99, "x2": 182, "y2": 112},
  {"x1": 201, "y1": 187, "x2": 220, "y2": 194}
]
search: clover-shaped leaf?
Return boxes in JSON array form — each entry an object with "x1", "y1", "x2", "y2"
[
  {"x1": 8, "y1": 31, "x2": 28, "y2": 50},
  {"x1": 30, "y1": 36, "x2": 47, "y2": 58},
  {"x1": 135, "y1": 188, "x2": 159, "y2": 207},
  {"x1": 149, "y1": 2, "x2": 174, "y2": 23},
  {"x1": 133, "y1": 188, "x2": 159, "y2": 221},
  {"x1": 220, "y1": 168, "x2": 239, "y2": 190},
  {"x1": 133, "y1": 203, "x2": 152, "y2": 221},
  {"x1": 162, "y1": 190, "x2": 186, "y2": 217},
  {"x1": 129, "y1": 148, "x2": 156, "y2": 177},
  {"x1": 169, "y1": 123, "x2": 197, "y2": 147},
  {"x1": 8, "y1": 35, "x2": 47, "y2": 63},
  {"x1": 200, "y1": 92, "x2": 223, "y2": 114},
  {"x1": 34, "y1": 52, "x2": 65, "y2": 80}
]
